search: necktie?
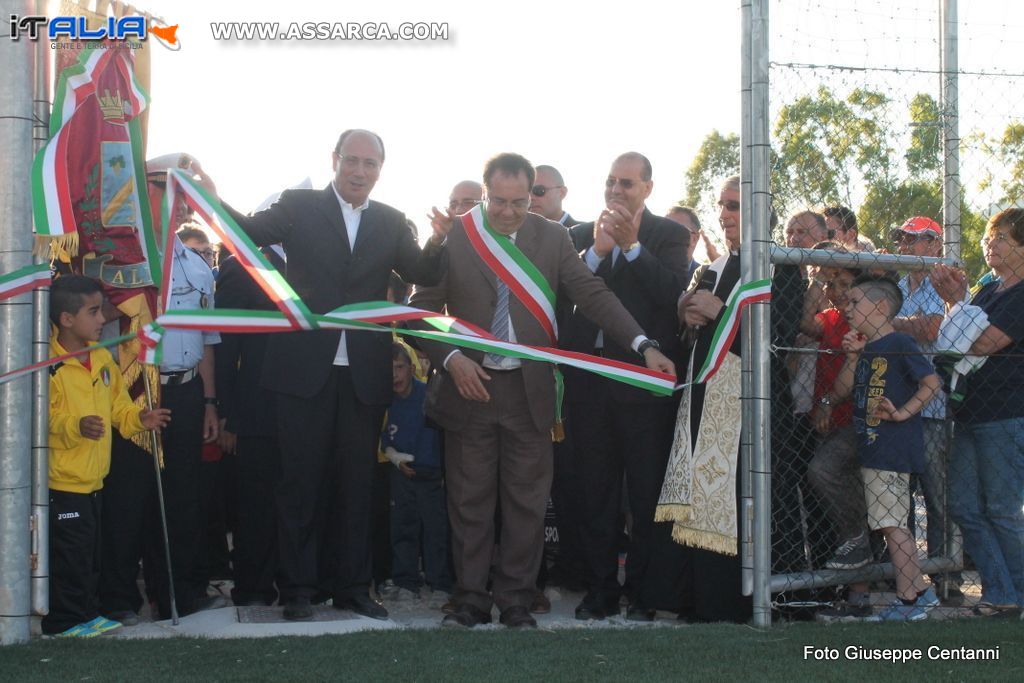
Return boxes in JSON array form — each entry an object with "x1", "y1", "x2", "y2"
[{"x1": 487, "y1": 279, "x2": 510, "y2": 366}]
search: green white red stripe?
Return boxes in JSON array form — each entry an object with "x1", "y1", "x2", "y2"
[
  {"x1": 0, "y1": 332, "x2": 137, "y2": 387},
  {"x1": 162, "y1": 169, "x2": 317, "y2": 330},
  {"x1": 0, "y1": 263, "x2": 51, "y2": 302},
  {"x1": 138, "y1": 323, "x2": 164, "y2": 366},
  {"x1": 155, "y1": 302, "x2": 677, "y2": 396},
  {"x1": 693, "y1": 278, "x2": 772, "y2": 384},
  {"x1": 461, "y1": 205, "x2": 558, "y2": 342},
  {"x1": 32, "y1": 49, "x2": 150, "y2": 238}
]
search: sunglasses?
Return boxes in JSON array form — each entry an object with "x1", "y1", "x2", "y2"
[
  {"x1": 531, "y1": 184, "x2": 563, "y2": 197},
  {"x1": 718, "y1": 200, "x2": 740, "y2": 211}
]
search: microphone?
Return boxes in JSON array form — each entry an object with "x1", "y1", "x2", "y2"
[
  {"x1": 695, "y1": 269, "x2": 718, "y2": 293},
  {"x1": 684, "y1": 269, "x2": 718, "y2": 335}
]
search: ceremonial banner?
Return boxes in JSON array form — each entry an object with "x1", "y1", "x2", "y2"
[{"x1": 32, "y1": 41, "x2": 160, "y2": 453}]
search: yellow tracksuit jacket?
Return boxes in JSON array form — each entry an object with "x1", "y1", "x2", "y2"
[{"x1": 48, "y1": 336, "x2": 145, "y2": 494}]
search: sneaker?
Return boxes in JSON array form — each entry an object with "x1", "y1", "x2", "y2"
[
  {"x1": 866, "y1": 588, "x2": 938, "y2": 622},
  {"x1": 56, "y1": 622, "x2": 101, "y2": 638},
  {"x1": 83, "y1": 616, "x2": 122, "y2": 634},
  {"x1": 824, "y1": 534, "x2": 872, "y2": 570},
  {"x1": 816, "y1": 601, "x2": 873, "y2": 623}
]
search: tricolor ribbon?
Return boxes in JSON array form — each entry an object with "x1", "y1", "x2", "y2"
[
  {"x1": 693, "y1": 278, "x2": 772, "y2": 384},
  {"x1": 156, "y1": 304, "x2": 677, "y2": 397},
  {"x1": 461, "y1": 204, "x2": 558, "y2": 343},
  {"x1": 32, "y1": 47, "x2": 150, "y2": 239},
  {"x1": 0, "y1": 263, "x2": 51, "y2": 302}
]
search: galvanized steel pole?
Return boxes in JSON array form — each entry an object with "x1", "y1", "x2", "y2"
[
  {"x1": 739, "y1": 0, "x2": 754, "y2": 600},
  {"x1": 745, "y1": 0, "x2": 773, "y2": 628},
  {"x1": 30, "y1": 0, "x2": 51, "y2": 619},
  {"x1": 941, "y1": 0, "x2": 961, "y2": 264},
  {"x1": 0, "y1": 0, "x2": 38, "y2": 646}
]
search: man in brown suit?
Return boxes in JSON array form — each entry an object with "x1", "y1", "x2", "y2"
[{"x1": 410, "y1": 153, "x2": 674, "y2": 629}]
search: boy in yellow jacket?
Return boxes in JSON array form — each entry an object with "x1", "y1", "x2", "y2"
[{"x1": 42, "y1": 276, "x2": 170, "y2": 637}]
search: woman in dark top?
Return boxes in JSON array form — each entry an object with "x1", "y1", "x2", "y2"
[{"x1": 932, "y1": 208, "x2": 1024, "y2": 617}]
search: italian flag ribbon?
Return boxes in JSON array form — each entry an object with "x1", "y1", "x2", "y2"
[
  {"x1": 32, "y1": 48, "x2": 150, "y2": 239},
  {"x1": 0, "y1": 330, "x2": 137, "y2": 386},
  {"x1": 161, "y1": 169, "x2": 318, "y2": 331},
  {"x1": 461, "y1": 204, "x2": 558, "y2": 343},
  {"x1": 0, "y1": 263, "x2": 51, "y2": 302},
  {"x1": 155, "y1": 303, "x2": 677, "y2": 396},
  {"x1": 693, "y1": 278, "x2": 772, "y2": 384}
]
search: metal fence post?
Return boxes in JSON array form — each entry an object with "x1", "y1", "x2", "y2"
[
  {"x1": 941, "y1": 0, "x2": 961, "y2": 264},
  {"x1": 0, "y1": 0, "x2": 38, "y2": 647},
  {"x1": 749, "y1": 0, "x2": 773, "y2": 628},
  {"x1": 31, "y1": 0, "x2": 51, "y2": 618}
]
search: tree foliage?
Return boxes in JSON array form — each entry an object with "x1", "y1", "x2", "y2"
[
  {"x1": 683, "y1": 130, "x2": 739, "y2": 214},
  {"x1": 682, "y1": 89, "x2": 990, "y2": 276}
]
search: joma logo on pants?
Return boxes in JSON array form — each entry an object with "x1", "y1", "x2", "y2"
[{"x1": 57, "y1": 512, "x2": 80, "y2": 520}]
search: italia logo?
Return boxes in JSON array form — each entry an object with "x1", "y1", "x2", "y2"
[
  {"x1": 8, "y1": 15, "x2": 180, "y2": 50},
  {"x1": 57, "y1": 512, "x2": 80, "y2": 520}
]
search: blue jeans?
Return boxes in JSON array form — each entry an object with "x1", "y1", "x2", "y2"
[{"x1": 949, "y1": 418, "x2": 1024, "y2": 606}]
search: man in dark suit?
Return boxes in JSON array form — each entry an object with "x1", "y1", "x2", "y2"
[
  {"x1": 530, "y1": 164, "x2": 579, "y2": 228},
  {"x1": 563, "y1": 152, "x2": 690, "y2": 621},
  {"x1": 214, "y1": 246, "x2": 287, "y2": 606},
  {"x1": 410, "y1": 153, "x2": 675, "y2": 629},
  {"x1": 199, "y1": 129, "x2": 449, "y2": 621}
]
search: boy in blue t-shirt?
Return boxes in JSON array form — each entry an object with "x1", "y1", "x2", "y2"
[
  {"x1": 832, "y1": 275, "x2": 943, "y2": 621},
  {"x1": 380, "y1": 343, "x2": 452, "y2": 598}
]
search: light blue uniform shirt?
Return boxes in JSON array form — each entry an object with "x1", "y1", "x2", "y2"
[
  {"x1": 160, "y1": 238, "x2": 220, "y2": 372},
  {"x1": 898, "y1": 274, "x2": 945, "y2": 420}
]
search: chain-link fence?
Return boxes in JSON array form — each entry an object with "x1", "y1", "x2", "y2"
[{"x1": 755, "y1": 0, "x2": 1024, "y2": 623}]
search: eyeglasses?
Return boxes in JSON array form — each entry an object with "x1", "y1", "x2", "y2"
[
  {"x1": 605, "y1": 177, "x2": 639, "y2": 190},
  {"x1": 487, "y1": 197, "x2": 530, "y2": 210},
  {"x1": 718, "y1": 200, "x2": 740, "y2": 211},
  {"x1": 448, "y1": 198, "x2": 479, "y2": 211},
  {"x1": 892, "y1": 233, "x2": 936, "y2": 245},
  {"x1": 981, "y1": 232, "x2": 1013, "y2": 247},
  {"x1": 197, "y1": 249, "x2": 216, "y2": 259},
  {"x1": 531, "y1": 184, "x2": 563, "y2": 197}
]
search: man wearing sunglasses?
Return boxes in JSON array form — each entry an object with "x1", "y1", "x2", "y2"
[
  {"x1": 530, "y1": 165, "x2": 578, "y2": 228},
  {"x1": 562, "y1": 152, "x2": 690, "y2": 622},
  {"x1": 890, "y1": 216, "x2": 964, "y2": 605}
]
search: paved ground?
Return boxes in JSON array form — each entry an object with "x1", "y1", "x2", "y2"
[{"x1": 85, "y1": 585, "x2": 682, "y2": 640}]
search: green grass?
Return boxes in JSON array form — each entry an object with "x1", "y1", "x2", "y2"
[{"x1": 2, "y1": 621, "x2": 1021, "y2": 682}]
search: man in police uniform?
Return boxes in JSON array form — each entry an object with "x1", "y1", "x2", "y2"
[{"x1": 100, "y1": 163, "x2": 223, "y2": 623}]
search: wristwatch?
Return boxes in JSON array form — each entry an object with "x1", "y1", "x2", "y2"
[
  {"x1": 204, "y1": 396, "x2": 220, "y2": 408},
  {"x1": 638, "y1": 339, "x2": 660, "y2": 356},
  {"x1": 625, "y1": 241, "x2": 641, "y2": 253}
]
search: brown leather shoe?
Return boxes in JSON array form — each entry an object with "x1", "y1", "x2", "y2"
[
  {"x1": 441, "y1": 603, "x2": 491, "y2": 628},
  {"x1": 499, "y1": 605, "x2": 537, "y2": 629},
  {"x1": 529, "y1": 590, "x2": 551, "y2": 614},
  {"x1": 441, "y1": 599, "x2": 458, "y2": 614}
]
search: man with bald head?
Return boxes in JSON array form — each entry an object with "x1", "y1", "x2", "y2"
[
  {"x1": 448, "y1": 180, "x2": 483, "y2": 216},
  {"x1": 531, "y1": 164, "x2": 578, "y2": 227},
  {"x1": 563, "y1": 152, "x2": 690, "y2": 621},
  {"x1": 201, "y1": 129, "x2": 451, "y2": 621}
]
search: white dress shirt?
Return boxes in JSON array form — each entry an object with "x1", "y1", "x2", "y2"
[{"x1": 331, "y1": 184, "x2": 370, "y2": 366}]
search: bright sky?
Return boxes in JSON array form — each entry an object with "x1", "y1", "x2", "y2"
[
  {"x1": 140, "y1": 0, "x2": 741, "y2": 242},
  {"x1": 134, "y1": 0, "x2": 1023, "y2": 248}
]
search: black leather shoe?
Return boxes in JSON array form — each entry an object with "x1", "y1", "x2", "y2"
[
  {"x1": 575, "y1": 593, "x2": 620, "y2": 621},
  {"x1": 499, "y1": 605, "x2": 537, "y2": 629},
  {"x1": 441, "y1": 603, "x2": 491, "y2": 628},
  {"x1": 335, "y1": 594, "x2": 388, "y2": 620},
  {"x1": 626, "y1": 602, "x2": 656, "y2": 622},
  {"x1": 283, "y1": 597, "x2": 314, "y2": 621}
]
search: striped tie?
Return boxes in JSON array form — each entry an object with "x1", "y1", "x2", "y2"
[{"x1": 487, "y1": 279, "x2": 510, "y2": 366}]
